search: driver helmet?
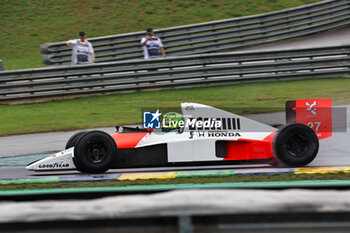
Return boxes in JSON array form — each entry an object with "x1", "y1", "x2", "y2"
[{"x1": 162, "y1": 112, "x2": 184, "y2": 132}]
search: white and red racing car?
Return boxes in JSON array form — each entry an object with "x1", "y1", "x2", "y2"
[{"x1": 26, "y1": 99, "x2": 332, "y2": 173}]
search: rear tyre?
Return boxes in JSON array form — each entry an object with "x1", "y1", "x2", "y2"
[
  {"x1": 273, "y1": 123, "x2": 319, "y2": 167},
  {"x1": 73, "y1": 131, "x2": 117, "y2": 173},
  {"x1": 65, "y1": 131, "x2": 88, "y2": 149}
]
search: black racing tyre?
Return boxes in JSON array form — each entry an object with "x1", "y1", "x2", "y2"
[
  {"x1": 65, "y1": 131, "x2": 88, "y2": 149},
  {"x1": 66, "y1": 131, "x2": 88, "y2": 171},
  {"x1": 273, "y1": 123, "x2": 319, "y2": 167},
  {"x1": 73, "y1": 131, "x2": 117, "y2": 173}
]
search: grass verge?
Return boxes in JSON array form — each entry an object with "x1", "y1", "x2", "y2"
[
  {"x1": 0, "y1": 173, "x2": 349, "y2": 191},
  {"x1": 0, "y1": 0, "x2": 321, "y2": 70},
  {"x1": 0, "y1": 78, "x2": 349, "y2": 136}
]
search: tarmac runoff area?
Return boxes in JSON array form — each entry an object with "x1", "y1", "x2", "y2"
[{"x1": 235, "y1": 25, "x2": 350, "y2": 52}]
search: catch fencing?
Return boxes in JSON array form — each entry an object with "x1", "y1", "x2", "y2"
[{"x1": 40, "y1": 0, "x2": 350, "y2": 65}]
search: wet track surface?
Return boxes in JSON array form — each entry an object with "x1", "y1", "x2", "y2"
[
  {"x1": 0, "y1": 106, "x2": 348, "y2": 179},
  {"x1": 1, "y1": 23, "x2": 350, "y2": 179},
  {"x1": 0, "y1": 130, "x2": 347, "y2": 179},
  {"x1": 0, "y1": 164, "x2": 271, "y2": 179},
  {"x1": 235, "y1": 26, "x2": 350, "y2": 52}
]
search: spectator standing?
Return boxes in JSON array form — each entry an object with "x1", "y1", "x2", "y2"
[
  {"x1": 66, "y1": 32, "x2": 95, "y2": 65},
  {"x1": 140, "y1": 28, "x2": 166, "y2": 59}
]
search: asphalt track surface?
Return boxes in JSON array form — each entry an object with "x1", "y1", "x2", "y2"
[
  {"x1": 235, "y1": 25, "x2": 350, "y2": 52},
  {"x1": 0, "y1": 27, "x2": 349, "y2": 179},
  {"x1": 0, "y1": 105, "x2": 348, "y2": 179}
]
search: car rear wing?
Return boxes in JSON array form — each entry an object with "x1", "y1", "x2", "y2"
[{"x1": 286, "y1": 99, "x2": 332, "y2": 140}]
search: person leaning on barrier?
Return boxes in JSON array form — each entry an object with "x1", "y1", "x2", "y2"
[
  {"x1": 140, "y1": 28, "x2": 166, "y2": 59},
  {"x1": 66, "y1": 32, "x2": 95, "y2": 65}
]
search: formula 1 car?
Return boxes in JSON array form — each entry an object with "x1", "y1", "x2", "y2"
[{"x1": 26, "y1": 99, "x2": 332, "y2": 173}]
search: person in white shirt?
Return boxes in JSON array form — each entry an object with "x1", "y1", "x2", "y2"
[
  {"x1": 140, "y1": 28, "x2": 166, "y2": 59},
  {"x1": 66, "y1": 32, "x2": 95, "y2": 65}
]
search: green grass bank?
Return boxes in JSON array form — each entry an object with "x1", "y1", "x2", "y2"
[
  {"x1": 0, "y1": 0, "x2": 320, "y2": 70},
  {"x1": 0, "y1": 78, "x2": 349, "y2": 136}
]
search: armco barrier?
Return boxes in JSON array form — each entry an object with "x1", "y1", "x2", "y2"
[
  {"x1": 40, "y1": 0, "x2": 350, "y2": 65},
  {"x1": 1, "y1": 45, "x2": 350, "y2": 102}
]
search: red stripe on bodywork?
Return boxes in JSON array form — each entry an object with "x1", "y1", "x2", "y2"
[
  {"x1": 111, "y1": 133, "x2": 148, "y2": 148},
  {"x1": 223, "y1": 132, "x2": 276, "y2": 160}
]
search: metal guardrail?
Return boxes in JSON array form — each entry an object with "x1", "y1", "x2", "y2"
[
  {"x1": 2, "y1": 213, "x2": 350, "y2": 233},
  {"x1": 1, "y1": 45, "x2": 350, "y2": 102},
  {"x1": 40, "y1": 0, "x2": 350, "y2": 65}
]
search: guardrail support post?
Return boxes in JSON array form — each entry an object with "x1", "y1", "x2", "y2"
[
  {"x1": 178, "y1": 215, "x2": 193, "y2": 233},
  {"x1": 0, "y1": 60, "x2": 4, "y2": 71}
]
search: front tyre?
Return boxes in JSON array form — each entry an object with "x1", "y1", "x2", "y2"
[
  {"x1": 273, "y1": 123, "x2": 319, "y2": 167},
  {"x1": 66, "y1": 131, "x2": 88, "y2": 171},
  {"x1": 73, "y1": 131, "x2": 117, "y2": 173},
  {"x1": 65, "y1": 131, "x2": 88, "y2": 149}
]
